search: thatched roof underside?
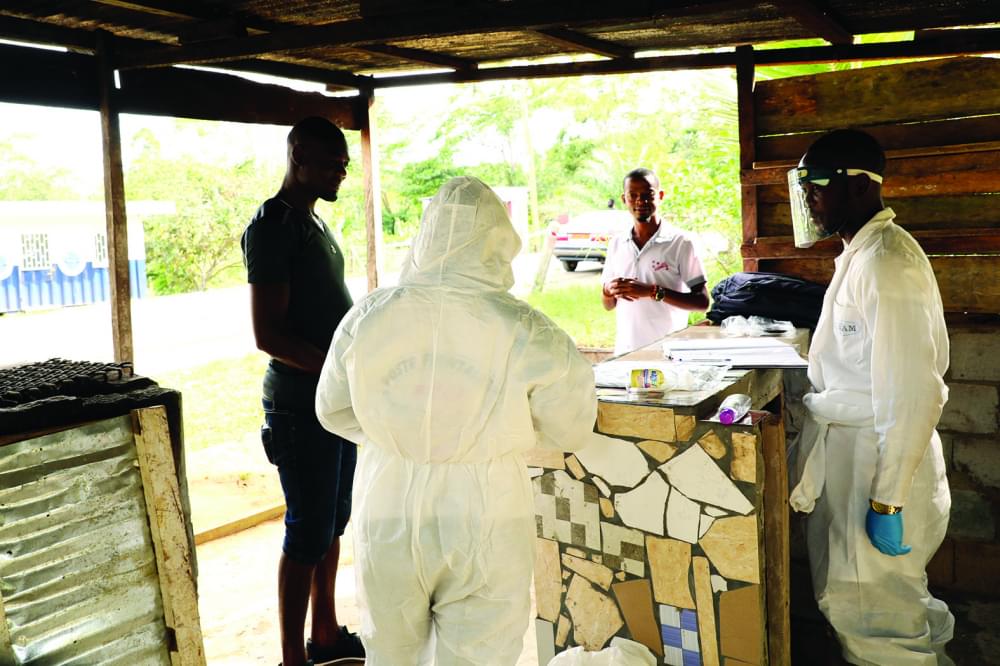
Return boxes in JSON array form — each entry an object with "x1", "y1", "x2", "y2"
[{"x1": 1, "y1": 1, "x2": 998, "y2": 90}]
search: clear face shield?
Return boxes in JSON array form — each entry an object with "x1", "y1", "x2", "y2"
[{"x1": 787, "y1": 166, "x2": 884, "y2": 248}]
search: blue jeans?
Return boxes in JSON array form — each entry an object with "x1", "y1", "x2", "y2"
[{"x1": 262, "y1": 365, "x2": 357, "y2": 564}]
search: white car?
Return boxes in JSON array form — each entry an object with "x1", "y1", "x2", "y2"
[{"x1": 551, "y1": 210, "x2": 633, "y2": 272}]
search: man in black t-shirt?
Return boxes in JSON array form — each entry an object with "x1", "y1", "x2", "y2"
[{"x1": 241, "y1": 117, "x2": 363, "y2": 666}]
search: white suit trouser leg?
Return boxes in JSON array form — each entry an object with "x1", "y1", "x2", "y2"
[
  {"x1": 352, "y1": 446, "x2": 535, "y2": 666},
  {"x1": 806, "y1": 427, "x2": 954, "y2": 665}
]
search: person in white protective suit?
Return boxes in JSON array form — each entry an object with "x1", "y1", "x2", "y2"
[
  {"x1": 315, "y1": 176, "x2": 598, "y2": 665},
  {"x1": 787, "y1": 129, "x2": 953, "y2": 665}
]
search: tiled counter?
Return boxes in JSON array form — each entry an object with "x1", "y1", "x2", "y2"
[{"x1": 527, "y1": 357, "x2": 790, "y2": 666}]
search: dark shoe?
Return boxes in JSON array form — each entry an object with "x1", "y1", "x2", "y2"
[
  {"x1": 277, "y1": 661, "x2": 314, "y2": 666},
  {"x1": 307, "y1": 626, "x2": 366, "y2": 662}
]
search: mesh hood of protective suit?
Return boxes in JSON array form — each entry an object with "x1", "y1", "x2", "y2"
[{"x1": 399, "y1": 176, "x2": 522, "y2": 291}]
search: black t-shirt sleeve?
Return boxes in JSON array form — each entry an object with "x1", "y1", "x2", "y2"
[{"x1": 242, "y1": 210, "x2": 297, "y2": 284}]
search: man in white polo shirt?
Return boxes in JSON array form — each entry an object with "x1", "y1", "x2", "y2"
[{"x1": 602, "y1": 168, "x2": 709, "y2": 355}]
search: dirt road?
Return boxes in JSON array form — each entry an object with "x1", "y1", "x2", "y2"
[{"x1": 0, "y1": 253, "x2": 601, "y2": 376}]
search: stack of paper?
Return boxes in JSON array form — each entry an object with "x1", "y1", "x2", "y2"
[{"x1": 662, "y1": 337, "x2": 808, "y2": 368}]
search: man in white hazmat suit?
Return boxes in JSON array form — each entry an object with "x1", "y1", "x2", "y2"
[
  {"x1": 788, "y1": 129, "x2": 953, "y2": 664},
  {"x1": 315, "y1": 176, "x2": 598, "y2": 665}
]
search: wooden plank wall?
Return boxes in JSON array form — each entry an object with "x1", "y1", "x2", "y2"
[{"x1": 741, "y1": 56, "x2": 1000, "y2": 314}]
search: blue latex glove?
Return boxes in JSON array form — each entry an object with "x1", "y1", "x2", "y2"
[{"x1": 865, "y1": 508, "x2": 912, "y2": 556}]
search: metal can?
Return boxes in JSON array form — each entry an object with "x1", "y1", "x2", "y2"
[{"x1": 630, "y1": 368, "x2": 664, "y2": 390}]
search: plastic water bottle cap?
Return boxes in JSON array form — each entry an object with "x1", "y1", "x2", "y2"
[{"x1": 719, "y1": 408, "x2": 736, "y2": 425}]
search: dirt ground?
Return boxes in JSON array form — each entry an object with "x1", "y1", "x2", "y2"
[
  {"x1": 189, "y1": 437, "x2": 540, "y2": 665},
  {"x1": 186, "y1": 433, "x2": 285, "y2": 538}
]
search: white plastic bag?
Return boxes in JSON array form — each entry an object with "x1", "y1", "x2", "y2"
[
  {"x1": 720, "y1": 314, "x2": 750, "y2": 337},
  {"x1": 667, "y1": 362, "x2": 730, "y2": 392},
  {"x1": 546, "y1": 637, "x2": 657, "y2": 666},
  {"x1": 747, "y1": 315, "x2": 795, "y2": 337},
  {"x1": 722, "y1": 314, "x2": 795, "y2": 338}
]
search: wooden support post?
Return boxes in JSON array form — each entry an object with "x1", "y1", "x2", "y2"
[
  {"x1": 736, "y1": 45, "x2": 759, "y2": 273},
  {"x1": 0, "y1": 596, "x2": 13, "y2": 664},
  {"x1": 133, "y1": 406, "x2": 206, "y2": 666},
  {"x1": 359, "y1": 90, "x2": 383, "y2": 292},
  {"x1": 762, "y1": 414, "x2": 791, "y2": 666},
  {"x1": 97, "y1": 31, "x2": 134, "y2": 364}
]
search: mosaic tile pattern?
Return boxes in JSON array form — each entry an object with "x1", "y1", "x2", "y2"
[
  {"x1": 666, "y1": 487, "x2": 700, "y2": 544},
  {"x1": 562, "y1": 553, "x2": 613, "y2": 590},
  {"x1": 719, "y1": 584, "x2": 763, "y2": 663},
  {"x1": 660, "y1": 445, "x2": 753, "y2": 515},
  {"x1": 535, "y1": 470, "x2": 601, "y2": 550},
  {"x1": 600, "y1": 522, "x2": 646, "y2": 577},
  {"x1": 566, "y1": 574, "x2": 624, "y2": 650},
  {"x1": 638, "y1": 439, "x2": 677, "y2": 463},
  {"x1": 535, "y1": 537, "x2": 562, "y2": 622},
  {"x1": 660, "y1": 604, "x2": 701, "y2": 666},
  {"x1": 529, "y1": 393, "x2": 769, "y2": 664},
  {"x1": 575, "y1": 434, "x2": 651, "y2": 487},
  {"x1": 647, "y1": 536, "x2": 695, "y2": 609},
  {"x1": 593, "y1": 476, "x2": 612, "y2": 497},
  {"x1": 692, "y1": 556, "x2": 720, "y2": 665},
  {"x1": 700, "y1": 515, "x2": 760, "y2": 584},
  {"x1": 615, "y1": 472, "x2": 668, "y2": 536},
  {"x1": 613, "y1": 578, "x2": 664, "y2": 658}
]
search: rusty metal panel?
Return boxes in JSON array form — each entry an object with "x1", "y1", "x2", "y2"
[{"x1": 0, "y1": 416, "x2": 171, "y2": 665}]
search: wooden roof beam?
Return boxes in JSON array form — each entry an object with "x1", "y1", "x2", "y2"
[
  {"x1": 0, "y1": 8, "x2": 368, "y2": 88},
  {"x1": 90, "y1": 0, "x2": 285, "y2": 32},
  {"x1": 0, "y1": 6, "x2": 370, "y2": 90},
  {"x1": 368, "y1": 28, "x2": 1000, "y2": 88},
  {"x1": 0, "y1": 15, "x2": 366, "y2": 89},
  {"x1": 217, "y1": 59, "x2": 371, "y2": 91},
  {"x1": 178, "y1": 18, "x2": 248, "y2": 45},
  {"x1": 373, "y1": 51, "x2": 737, "y2": 88},
  {"x1": 0, "y1": 14, "x2": 97, "y2": 52},
  {"x1": 0, "y1": 42, "x2": 362, "y2": 129},
  {"x1": 42, "y1": 0, "x2": 286, "y2": 46},
  {"x1": 355, "y1": 43, "x2": 477, "y2": 72},
  {"x1": 753, "y1": 27, "x2": 1000, "y2": 63},
  {"x1": 529, "y1": 27, "x2": 634, "y2": 60},
  {"x1": 89, "y1": 0, "x2": 219, "y2": 21},
  {"x1": 114, "y1": 4, "x2": 711, "y2": 70},
  {"x1": 769, "y1": 0, "x2": 853, "y2": 45}
]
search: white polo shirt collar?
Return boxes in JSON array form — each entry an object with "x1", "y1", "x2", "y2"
[{"x1": 628, "y1": 220, "x2": 677, "y2": 254}]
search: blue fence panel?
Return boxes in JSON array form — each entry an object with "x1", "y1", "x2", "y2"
[
  {"x1": 1, "y1": 267, "x2": 21, "y2": 313},
  {"x1": 4, "y1": 261, "x2": 148, "y2": 311},
  {"x1": 20, "y1": 268, "x2": 53, "y2": 308},
  {"x1": 130, "y1": 260, "x2": 147, "y2": 299}
]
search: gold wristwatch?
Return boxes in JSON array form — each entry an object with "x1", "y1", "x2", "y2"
[
  {"x1": 870, "y1": 499, "x2": 903, "y2": 515},
  {"x1": 653, "y1": 286, "x2": 666, "y2": 301}
]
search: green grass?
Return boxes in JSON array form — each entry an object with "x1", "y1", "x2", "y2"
[
  {"x1": 155, "y1": 351, "x2": 269, "y2": 451},
  {"x1": 525, "y1": 284, "x2": 617, "y2": 349},
  {"x1": 525, "y1": 283, "x2": 708, "y2": 349}
]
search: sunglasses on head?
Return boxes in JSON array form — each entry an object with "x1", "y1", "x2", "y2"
[{"x1": 794, "y1": 166, "x2": 884, "y2": 187}]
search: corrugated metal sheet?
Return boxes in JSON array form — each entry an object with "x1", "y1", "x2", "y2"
[{"x1": 0, "y1": 417, "x2": 171, "y2": 665}]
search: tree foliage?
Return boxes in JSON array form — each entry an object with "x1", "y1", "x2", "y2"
[
  {"x1": 125, "y1": 125, "x2": 282, "y2": 294},
  {"x1": 0, "y1": 137, "x2": 78, "y2": 200},
  {"x1": 1, "y1": 41, "x2": 914, "y2": 296}
]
